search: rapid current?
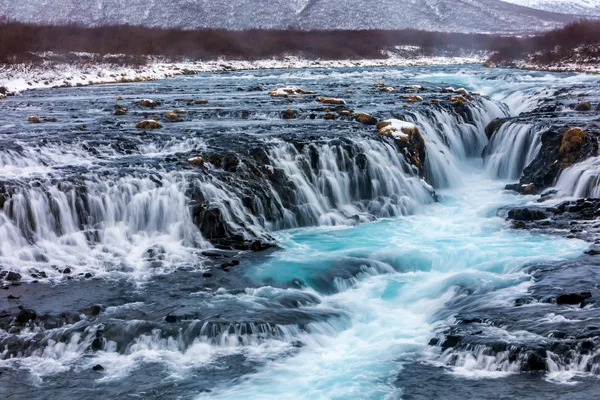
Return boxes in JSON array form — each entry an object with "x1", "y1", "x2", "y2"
[{"x1": 0, "y1": 65, "x2": 599, "y2": 399}]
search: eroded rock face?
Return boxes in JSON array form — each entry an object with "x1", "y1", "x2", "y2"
[
  {"x1": 485, "y1": 118, "x2": 508, "y2": 140},
  {"x1": 519, "y1": 126, "x2": 598, "y2": 193}
]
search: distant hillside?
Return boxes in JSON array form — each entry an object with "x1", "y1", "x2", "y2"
[{"x1": 0, "y1": 0, "x2": 578, "y2": 33}]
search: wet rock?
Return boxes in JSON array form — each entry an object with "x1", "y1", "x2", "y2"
[
  {"x1": 354, "y1": 112, "x2": 377, "y2": 125},
  {"x1": 440, "y1": 334, "x2": 462, "y2": 350},
  {"x1": 136, "y1": 120, "x2": 163, "y2": 129},
  {"x1": 92, "y1": 364, "x2": 105, "y2": 371},
  {"x1": 81, "y1": 305, "x2": 103, "y2": 317},
  {"x1": 404, "y1": 95, "x2": 423, "y2": 103},
  {"x1": 202, "y1": 272, "x2": 213, "y2": 278},
  {"x1": 194, "y1": 99, "x2": 209, "y2": 104},
  {"x1": 282, "y1": 108, "x2": 298, "y2": 119},
  {"x1": 187, "y1": 156, "x2": 204, "y2": 167},
  {"x1": 269, "y1": 86, "x2": 315, "y2": 97},
  {"x1": 114, "y1": 105, "x2": 128, "y2": 115},
  {"x1": 556, "y1": 292, "x2": 592, "y2": 306},
  {"x1": 16, "y1": 306, "x2": 37, "y2": 324},
  {"x1": 317, "y1": 97, "x2": 345, "y2": 105},
  {"x1": 26, "y1": 115, "x2": 41, "y2": 123},
  {"x1": 165, "y1": 111, "x2": 181, "y2": 122},
  {"x1": 507, "y1": 208, "x2": 547, "y2": 221},
  {"x1": 485, "y1": 118, "x2": 508, "y2": 140},
  {"x1": 63, "y1": 267, "x2": 72, "y2": 274},
  {"x1": 574, "y1": 101, "x2": 591, "y2": 111},
  {"x1": 165, "y1": 315, "x2": 178, "y2": 323},
  {"x1": 137, "y1": 99, "x2": 158, "y2": 108},
  {"x1": 518, "y1": 126, "x2": 598, "y2": 192},
  {"x1": 5, "y1": 272, "x2": 21, "y2": 281},
  {"x1": 324, "y1": 113, "x2": 336, "y2": 120}
]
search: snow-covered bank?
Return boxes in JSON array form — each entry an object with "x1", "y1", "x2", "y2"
[{"x1": 0, "y1": 54, "x2": 485, "y2": 97}]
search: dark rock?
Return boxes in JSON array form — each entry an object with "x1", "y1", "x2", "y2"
[
  {"x1": 165, "y1": 315, "x2": 178, "y2": 323},
  {"x1": 440, "y1": 334, "x2": 462, "y2": 350},
  {"x1": 519, "y1": 127, "x2": 598, "y2": 192},
  {"x1": 202, "y1": 272, "x2": 213, "y2": 278},
  {"x1": 485, "y1": 118, "x2": 508, "y2": 139},
  {"x1": 7, "y1": 295, "x2": 20, "y2": 300},
  {"x1": 81, "y1": 305, "x2": 103, "y2": 317},
  {"x1": 16, "y1": 306, "x2": 37, "y2": 324},
  {"x1": 556, "y1": 292, "x2": 592, "y2": 305},
  {"x1": 63, "y1": 268, "x2": 72, "y2": 274},
  {"x1": 354, "y1": 113, "x2": 377, "y2": 125},
  {"x1": 574, "y1": 101, "x2": 591, "y2": 111},
  {"x1": 507, "y1": 208, "x2": 547, "y2": 221},
  {"x1": 92, "y1": 364, "x2": 105, "y2": 371},
  {"x1": 5, "y1": 272, "x2": 21, "y2": 281},
  {"x1": 282, "y1": 109, "x2": 298, "y2": 119}
]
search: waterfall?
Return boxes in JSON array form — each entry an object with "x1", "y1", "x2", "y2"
[
  {"x1": 405, "y1": 98, "x2": 506, "y2": 187},
  {"x1": 554, "y1": 153, "x2": 600, "y2": 198},
  {"x1": 483, "y1": 122, "x2": 547, "y2": 180}
]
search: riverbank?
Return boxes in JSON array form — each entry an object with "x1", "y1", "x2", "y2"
[{"x1": 0, "y1": 53, "x2": 485, "y2": 97}]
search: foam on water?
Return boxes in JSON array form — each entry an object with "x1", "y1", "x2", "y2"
[{"x1": 197, "y1": 166, "x2": 588, "y2": 399}]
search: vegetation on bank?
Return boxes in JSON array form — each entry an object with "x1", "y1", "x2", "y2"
[
  {"x1": 0, "y1": 17, "x2": 510, "y2": 64},
  {"x1": 0, "y1": 17, "x2": 598, "y2": 67},
  {"x1": 488, "y1": 19, "x2": 600, "y2": 65}
]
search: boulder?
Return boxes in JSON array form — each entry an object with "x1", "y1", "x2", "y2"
[
  {"x1": 114, "y1": 105, "x2": 128, "y2": 116},
  {"x1": 559, "y1": 127, "x2": 584, "y2": 156},
  {"x1": 16, "y1": 306, "x2": 37, "y2": 324},
  {"x1": 5, "y1": 272, "x2": 21, "y2": 281},
  {"x1": 26, "y1": 115, "x2": 41, "y2": 123},
  {"x1": 316, "y1": 97, "x2": 346, "y2": 105},
  {"x1": 269, "y1": 86, "x2": 315, "y2": 97},
  {"x1": 485, "y1": 118, "x2": 508, "y2": 140},
  {"x1": 405, "y1": 95, "x2": 423, "y2": 103},
  {"x1": 137, "y1": 99, "x2": 158, "y2": 108},
  {"x1": 188, "y1": 156, "x2": 205, "y2": 167},
  {"x1": 354, "y1": 113, "x2": 377, "y2": 125},
  {"x1": 574, "y1": 101, "x2": 591, "y2": 111},
  {"x1": 507, "y1": 208, "x2": 547, "y2": 221},
  {"x1": 556, "y1": 292, "x2": 592, "y2": 305},
  {"x1": 376, "y1": 119, "x2": 419, "y2": 139},
  {"x1": 165, "y1": 111, "x2": 181, "y2": 122},
  {"x1": 282, "y1": 109, "x2": 298, "y2": 119},
  {"x1": 136, "y1": 120, "x2": 162, "y2": 129}
]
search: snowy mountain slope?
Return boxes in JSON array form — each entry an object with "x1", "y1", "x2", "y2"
[
  {"x1": 501, "y1": 0, "x2": 600, "y2": 17},
  {"x1": 0, "y1": 0, "x2": 578, "y2": 33}
]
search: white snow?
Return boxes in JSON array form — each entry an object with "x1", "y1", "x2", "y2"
[
  {"x1": 0, "y1": 54, "x2": 485, "y2": 96},
  {"x1": 377, "y1": 119, "x2": 418, "y2": 139},
  {"x1": 501, "y1": 0, "x2": 600, "y2": 16}
]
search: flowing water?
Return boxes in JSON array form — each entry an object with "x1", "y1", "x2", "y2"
[{"x1": 0, "y1": 65, "x2": 599, "y2": 399}]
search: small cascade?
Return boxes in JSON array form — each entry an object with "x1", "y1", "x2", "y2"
[
  {"x1": 266, "y1": 139, "x2": 435, "y2": 226},
  {"x1": 405, "y1": 98, "x2": 505, "y2": 187},
  {"x1": 0, "y1": 172, "x2": 208, "y2": 279},
  {"x1": 483, "y1": 121, "x2": 547, "y2": 180},
  {"x1": 554, "y1": 153, "x2": 600, "y2": 198}
]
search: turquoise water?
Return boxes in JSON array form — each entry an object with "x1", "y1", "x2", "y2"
[{"x1": 201, "y1": 165, "x2": 589, "y2": 399}]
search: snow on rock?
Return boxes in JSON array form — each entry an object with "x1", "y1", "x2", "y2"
[
  {"x1": 316, "y1": 97, "x2": 346, "y2": 105},
  {"x1": 376, "y1": 119, "x2": 419, "y2": 140},
  {"x1": 0, "y1": 54, "x2": 486, "y2": 97},
  {"x1": 268, "y1": 86, "x2": 316, "y2": 97}
]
